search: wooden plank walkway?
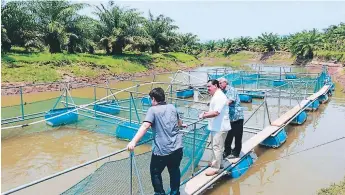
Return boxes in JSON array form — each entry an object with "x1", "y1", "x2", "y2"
[
  {"x1": 182, "y1": 84, "x2": 331, "y2": 195},
  {"x1": 307, "y1": 85, "x2": 330, "y2": 101}
]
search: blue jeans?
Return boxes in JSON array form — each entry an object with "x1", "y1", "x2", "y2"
[{"x1": 150, "y1": 148, "x2": 183, "y2": 195}]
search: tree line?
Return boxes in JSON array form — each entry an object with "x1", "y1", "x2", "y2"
[{"x1": 2, "y1": 0, "x2": 345, "y2": 61}]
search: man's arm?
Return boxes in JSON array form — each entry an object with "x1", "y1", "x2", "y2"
[
  {"x1": 127, "y1": 122, "x2": 151, "y2": 151},
  {"x1": 199, "y1": 111, "x2": 220, "y2": 119},
  {"x1": 227, "y1": 100, "x2": 234, "y2": 105}
]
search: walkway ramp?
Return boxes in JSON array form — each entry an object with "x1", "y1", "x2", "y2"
[
  {"x1": 307, "y1": 85, "x2": 330, "y2": 101},
  {"x1": 183, "y1": 125, "x2": 281, "y2": 195},
  {"x1": 271, "y1": 99, "x2": 310, "y2": 127}
]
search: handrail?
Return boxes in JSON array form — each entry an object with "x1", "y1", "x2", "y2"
[{"x1": 2, "y1": 118, "x2": 204, "y2": 195}]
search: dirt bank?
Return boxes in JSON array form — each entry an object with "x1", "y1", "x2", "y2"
[
  {"x1": 307, "y1": 61, "x2": 345, "y2": 92},
  {"x1": 1, "y1": 66, "x2": 197, "y2": 96},
  {"x1": 2, "y1": 57, "x2": 345, "y2": 96}
]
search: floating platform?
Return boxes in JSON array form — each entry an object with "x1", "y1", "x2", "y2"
[
  {"x1": 141, "y1": 96, "x2": 151, "y2": 106},
  {"x1": 226, "y1": 152, "x2": 255, "y2": 178},
  {"x1": 285, "y1": 74, "x2": 297, "y2": 79},
  {"x1": 115, "y1": 122, "x2": 152, "y2": 142},
  {"x1": 290, "y1": 111, "x2": 307, "y2": 125},
  {"x1": 45, "y1": 107, "x2": 78, "y2": 127},
  {"x1": 318, "y1": 94, "x2": 329, "y2": 104},
  {"x1": 239, "y1": 94, "x2": 252, "y2": 103},
  {"x1": 306, "y1": 100, "x2": 320, "y2": 111},
  {"x1": 260, "y1": 128, "x2": 287, "y2": 148},
  {"x1": 273, "y1": 80, "x2": 286, "y2": 87},
  {"x1": 271, "y1": 99, "x2": 310, "y2": 127},
  {"x1": 176, "y1": 89, "x2": 194, "y2": 98},
  {"x1": 331, "y1": 83, "x2": 335, "y2": 91},
  {"x1": 93, "y1": 100, "x2": 120, "y2": 115},
  {"x1": 245, "y1": 90, "x2": 265, "y2": 99},
  {"x1": 307, "y1": 85, "x2": 330, "y2": 101}
]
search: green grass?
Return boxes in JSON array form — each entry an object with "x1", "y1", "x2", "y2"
[
  {"x1": 265, "y1": 52, "x2": 295, "y2": 63},
  {"x1": 318, "y1": 177, "x2": 345, "y2": 195},
  {"x1": 314, "y1": 50, "x2": 345, "y2": 62},
  {"x1": 228, "y1": 51, "x2": 256, "y2": 61},
  {"x1": 1, "y1": 48, "x2": 199, "y2": 82}
]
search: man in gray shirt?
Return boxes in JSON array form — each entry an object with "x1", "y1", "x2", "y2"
[{"x1": 127, "y1": 87, "x2": 185, "y2": 195}]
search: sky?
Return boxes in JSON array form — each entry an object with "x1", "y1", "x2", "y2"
[{"x1": 78, "y1": 1, "x2": 345, "y2": 42}]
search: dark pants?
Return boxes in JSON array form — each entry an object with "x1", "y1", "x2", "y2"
[
  {"x1": 150, "y1": 148, "x2": 183, "y2": 195},
  {"x1": 224, "y1": 119, "x2": 244, "y2": 156}
]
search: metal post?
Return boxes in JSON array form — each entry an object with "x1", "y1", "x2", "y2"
[
  {"x1": 20, "y1": 87, "x2": 24, "y2": 119},
  {"x1": 289, "y1": 83, "x2": 292, "y2": 106},
  {"x1": 94, "y1": 86, "x2": 96, "y2": 117},
  {"x1": 170, "y1": 84, "x2": 173, "y2": 104},
  {"x1": 129, "y1": 92, "x2": 132, "y2": 124},
  {"x1": 188, "y1": 71, "x2": 191, "y2": 85},
  {"x1": 130, "y1": 92, "x2": 141, "y2": 122},
  {"x1": 130, "y1": 152, "x2": 133, "y2": 195},
  {"x1": 192, "y1": 123, "x2": 196, "y2": 176},
  {"x1": 151, "y1": 74, "x2": 156, "y2": 90},
  {"x1": 278, "y1": 87, "x2": 281, "y2": 117},
  {"x1": 135, "y1": 81, "x2": 139, "y2": 108},
  {"x1": 242, "y1": 73, "x2": 244, "y2": 93},
  {"x1": 280, "y1": 67, "x2": 282, "y2": 80},
  {"x1": 106, "y1": 79, "x2": 109, "y2": 101},
  {"x1": 263, "y1": 102, "x2": 266, "y2": 129},
  {"x1": 66, "y1": 85, "x2": 68, "y2": 107},
  {"x1": 256, "y1": 69, "x2": 259, "y2": 90}
]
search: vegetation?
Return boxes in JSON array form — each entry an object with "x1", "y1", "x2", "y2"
[
  {"x1": 1, "y1": 47, "x2": 199, "y2": 82},
  {"x1": 2, "y1": 0, "x2": 345, "y2": 83},
  {"x1": 318, "y1": 177, "x2": 345, "y2": 195}
]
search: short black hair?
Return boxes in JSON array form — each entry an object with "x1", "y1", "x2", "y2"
[
  {"x1": 149, "y1": 87, "x2": 165, "y2": 102},
  {"x1": 207, "y1": 79, "x2": 220, "y2": 88}
]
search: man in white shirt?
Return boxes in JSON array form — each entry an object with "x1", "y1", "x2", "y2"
[{"x1": 199, "y1": 79, "x2": 231, "y2": 176}]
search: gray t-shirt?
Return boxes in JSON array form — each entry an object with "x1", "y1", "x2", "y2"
[{"x1": 144, "y1": 103, "x2": 183, "y2": 156}]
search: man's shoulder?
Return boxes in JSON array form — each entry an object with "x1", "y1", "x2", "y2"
[{"x1": 214, "y1": 90, "x2": 228, "y2": 101}]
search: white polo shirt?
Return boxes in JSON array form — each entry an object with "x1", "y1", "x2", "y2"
[{"x1": 208, "y1": 89, "x2": 231, "y2": 132}]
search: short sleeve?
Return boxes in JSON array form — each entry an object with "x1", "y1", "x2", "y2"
[
  {"x1": 213, "y1": 96, "x2": 226, "y2": 113},
  {"x1": 227, "y1": 88, "x2": 236, "y2": 101},
  {"x1": 144, "y1": 107, "x2": 155, "y2": 124}
]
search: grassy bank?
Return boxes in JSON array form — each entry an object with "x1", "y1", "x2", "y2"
[
  {"x1": 318, "y1": 177, "x2": 345, "y2": 195},
  {"x1": 314, "y1": 50, "x2": 345, "y2": 63},
  {"x1": 0, "y1": 49, "x2": 300, "y2": 83},
  {"x1": 1, "y1": 47, "x2": 199, "y2": 82}
]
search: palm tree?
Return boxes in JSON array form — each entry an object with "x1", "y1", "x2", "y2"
[
  {"x1": 233, "y1": 36, "x2": 252, "y2": 51},
  {"x1": 257, "y1": 32, "x2": 280, "y2": 52},
  {"x1": 144, "y1": 11, "x2": 179, "y2": 53},
  {"x1": 27, "y1": 1, "x2": 87, "y2": 53},
  {"x1": 1, "y1": 1, "x2": 37, "y2": 50},
  {"x1": 290, "y1": 29, "x2": 323, "y2": 59},
  {"x1": 94, "y1": 2, "x2": 149, "y2": 54},
  {"x1": 204, "y1": 40, "x2": 216, "y2": 52}
]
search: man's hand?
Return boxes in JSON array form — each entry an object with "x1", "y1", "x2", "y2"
[
  {"x1": 127, "y1": 141, "x2": 136, "y2": 151},
  {"x1": 199, "y1": 112, "x2": 205, "y2": 119},
  {"x1": 181, "y1": 124, "x2": 188, "y2": 128}
]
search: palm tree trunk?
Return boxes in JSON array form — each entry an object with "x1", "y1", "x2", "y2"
[
  {"x1": 111, "y1": 39, "x2": 124, "y2": 54},
  {"x1": 151, "y1": 44, "x2": 160, "y2": 53},
  {"x1": 47, "y1": 32, "x2": 62, "y2": 53}
]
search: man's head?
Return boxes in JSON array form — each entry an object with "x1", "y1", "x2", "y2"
[
  {"x1": 207, "y1": 79, "x2": 220, "y2": 95},
  {"x1": 218, "y1": 77, "x2": 228, "y2": 90},
  {"x1": 149, "y1": 87, "x2": 165, "y2": 106}
]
